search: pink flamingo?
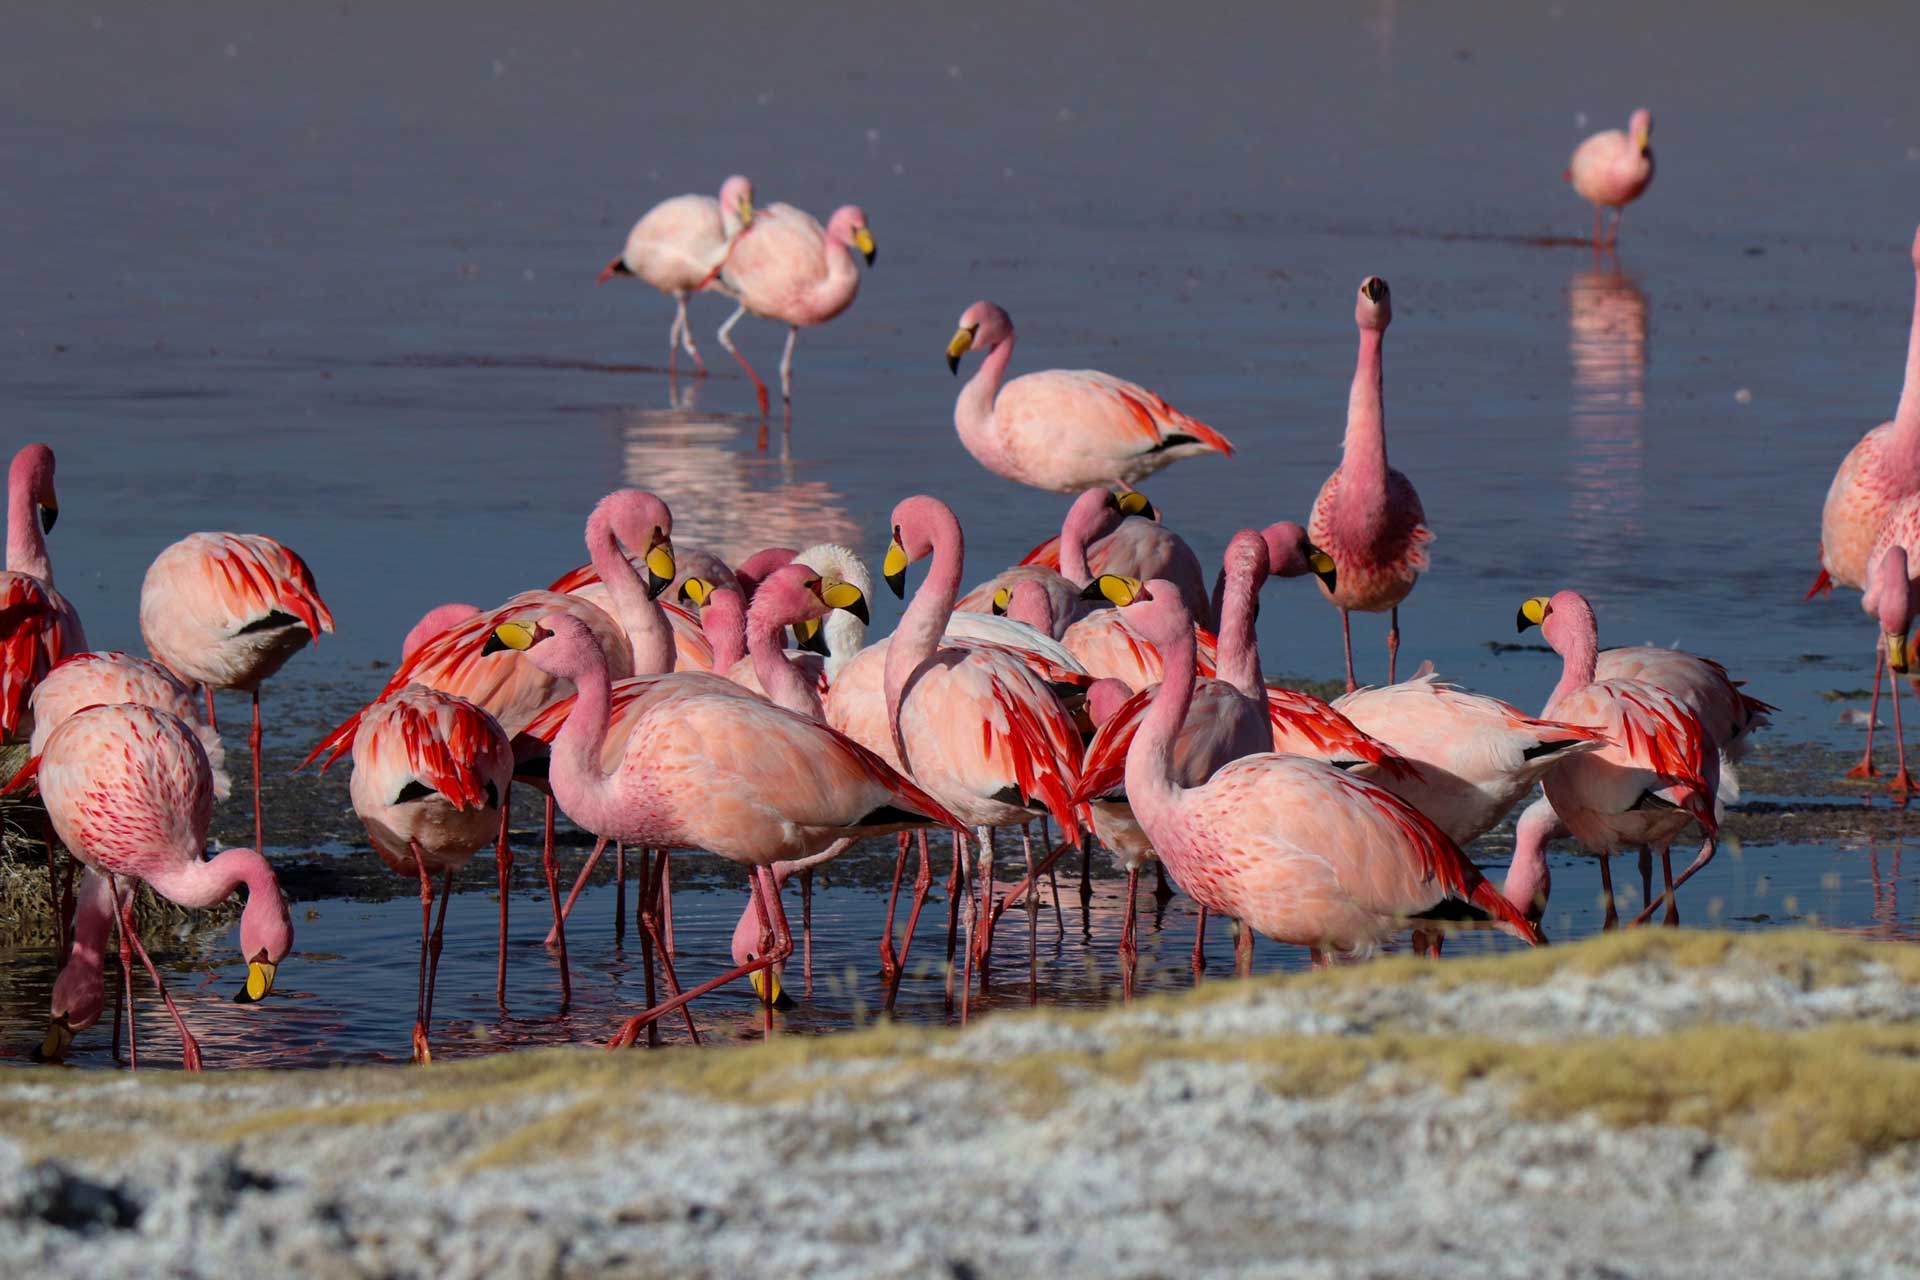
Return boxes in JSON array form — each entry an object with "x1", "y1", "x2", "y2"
[
  {"x1": 1003, "y1": 490, "x2": 1214, "y2": 626},
  {"x1": 401, "y1": 603, "x2": 481, "y2": 660},
  {"x1": 32, "y1": 867, "x2": 114, "y2": 1063},
  {"x1": 1857, "y1": 499, "x2": 1920, "y2": 789},
  {"x1": 1309, "y1": 277, "x2": 1432, "y2": 692},
  {"x1": 1500, "y1": 796, "x2": 1566, "y2": 922},
  {"x1": 14, "y1": 703, "x2": 292, "y2": 1069},
  {"x1": 349, "y1": 685, "x2": 513, "y2": 1062},
  {"x1": 1060, "y1": 598, "x2": 1220, "y2": 691},
  {"x1": 598, "y1": 175, "x2": 754, "y2": 375},
  {"x1": 0, "y1": 443, "x2": 86, "y2": 742},
  {"x1": 714, "y1": 203, "x2": 875, "y2": 412},
  {"x1": 1518, "y1": 591, "x2": 1720, "y2": 925},
  {"x1": 956, "y1": 565, "x2": 1084, "y2": 638},
  {"x1": 1592, "y1": 647, "x2": 1772, "y2": 797},
  {"x1": 140, "y1": 532, "x2": 333, "y2": 859},
  {"x1": 1111, "y1": 577, "x2": 1542, "y2": 970},
  {"x1": 550, "y1": 551, "x2": 714, "y2": 673},
  {"x1": 484, "y1": 607, "x2": 960, "y2": 1047},
  {"x1": 948, "y1": 302, "x2": 1234, "y2": 494},
  {"x1": 1565, "y1": 109, "x2": 1654, "y2": 247}
]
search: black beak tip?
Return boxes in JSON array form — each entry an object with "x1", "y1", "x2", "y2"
[
  {"x1": 947, "y1": 354, "x2": 961, "y2": 376},
  {"x1": 1316, "y1": 569, "x2": 1338, "y2": 593},
  {"x1": 1078, "y1": 581, "x2": 1107, "y2": 601},
  {"x1": 863, "y1": 247, "x2": 877, "y2": 267},
  {"x1": 797, "y1": 627, "x2": 829, "y2": 656},
  {"x1": 848, "y1": 599, "x2": 871, "y2": 626},
  {"x1": 480, "y1": 634, "x2": 509, "y2": 656},
  {"x1": 232, "y1": 987, "x2": 258, "y2": 1005},
  {"x1": 885, "y1": 569, "x2": 907, "y2": 599},
  {"x1": 1515, "y1": 609, "x2": 1533, "y2": 635},
  {"x1": 647, "y1": 574, "x2": 672, "y2": 600},
  {"x1": 39, "y1": 507, "x2": 56, "y2": 534},
  {"x1": 773, "y1": 989, "x2": 798, "y2": 1011}
]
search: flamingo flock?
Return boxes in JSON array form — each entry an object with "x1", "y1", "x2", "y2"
[{"x1": 15, "y1": 138, "x2": 1920, "y2": 1076}]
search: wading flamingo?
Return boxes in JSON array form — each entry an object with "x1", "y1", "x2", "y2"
[
  {"x1": 1501, "y1": 795, "x2": 1566, "y2": 922},
  {"x1": 15, "y1": 703, "x2": 292, "y2": 1070},
  {"x1": 1518, "y1": 591, "x2": 1720, "y2": 926},
  {"x1": 485, "y1": 608, "x2": 960, "y2": 1047},
  {"x1": 714, "y1": 203, "x2": 875, "y2": 412},
  {"x1": 1808, "y1": 225, "x2": 1920, "y2": 603},
  {"x1": 1566, "y1": 108, "x2": 1654, "y2": 247},
  {"x1": 140, "y1": 532, "x2": 333, "y2": 860},
  {"x1": 0, "y1": 443, "x2": 86, "y2": 742},
  {"x1": 598, "y1": 175, "x2": 754, "y2": 375},
  {"x1": 1003, "y1": 490, "x2": 1214, "y2": 627},
  {"x1": 349, "y1": 685, "x2": 513, "y2": 1063},
  {"x1": 1110, "y1": 576, "x2": 1542, "y2": 970},
  {"x1": 946, "y1": 301, "x2": 1234, "y2": 493},
  {"x1": 956, "y1": 565, "x2": 1084, "y2": 638},
  {"x1": 1309, "y1": 277, "x2": 1432, "y2": 692},
  {"x1": 1857, "y1": 500, "x2": 1920, "y2": 788}
]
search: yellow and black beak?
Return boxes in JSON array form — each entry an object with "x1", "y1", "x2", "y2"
[
  {"x1": 819, "y1": 578, "x2": 870, "y2": 625},
  {"x1": 1081, "y1": 574, "x2": 1145, "y2": 607},
  {"x1": 645, "y1": 537, "x2": 676, "y2": 600},
  {"x1": 946, "y1": 325, "x2": 976, "y2": 375},
  {"x1": 31, "y1": 1016, "x2": 73, "y2": 1063},
  {"x1": 233, "y1": 958, "x2": 278, "y2": 1004},
  {"x1": 38, "y1": 502, "x2": 57, "y2": 535},
  {"x1": 991, "y1": 587, "x2": 1012, "y2": 616},
  {"x1": 853, "y1": 226, "x2": 876, "y2": 266},
  {"x1": 1889, "y1": 631, "x2": 1910, "y2": 674},
  {"x1": 1114, "y1": 490, "x2": 1157, "y2": 520},
  {"x1": 883, "y1": 534, "x2": 910, "y2": 598},
  {"x1": 1516, "y1": 596, "x2": 1551, "y2": 634},
  {"x1": 678, "y1": 576, "x2": 715, "y2": 607},
  {"x1": 793, "y1": 617, "x2": 828, "y2": 655},
  {"x1": 748, "y1": 966, "x2": 795, "y2": 1010},
  {"x1": 482, "y1": 620, "x2": 540, "y2": 656},
  {"x1": 1307, "y1": 547, "x2": 1338, "y2": 592},
  {"x1": 739, "y1": 195, "x2": 755, "y2": 227}
]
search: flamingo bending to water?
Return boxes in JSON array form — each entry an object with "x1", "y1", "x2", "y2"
[
  {"x1": 598, "y1": 175, "x2": 754, "y2": 375},
  {"x1": 715, "y1": 203, "x2": 875, "y2": 412},
  {"x1": 1308, "y1": 277, "x2": 1432, "y2": 692},
  {"x1": 1857, "y1": 500, "x2": 1920, "y2": 788},
  {"x1": 946, "y1": 301, "x2": 1234, "y2": 493},
  {"x1": 1566, "y1": 109, "x2": 1654, "y2": 247}
]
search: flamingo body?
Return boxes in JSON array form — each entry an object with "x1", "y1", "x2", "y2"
[
  {"x1": 349, "y1": 686, "x2": 513, "y2": 876},
  {"x1": 29, "y1": 651, "x2": 230, "y2": 799},
  {"x1": 139, "y1": 533, "x2": 333, "y2": 692}
]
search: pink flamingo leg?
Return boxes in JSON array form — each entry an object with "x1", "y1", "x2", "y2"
[
  {"x1": 250, "y1": 689, "x2": 264, "y2": 859},
  {"x1": 547, "y1": 835, "x2": 609, "y2": 947},
  {"x1": 800, "y1": 867, "x2": 814, "y2": 995},
  {"x1": 1627, "y1": 837, "x2": 1717, "y2": 928},
  {"x1": 494, "y1": 794, "x2": 512, "y2": 1010},
  {"x1": 716, "y1": 305, "x2": 770, "y2": 416},
  {"x1": 412, "y1": 848, "x2": 435, "y2": 1064},
  {"x1": 204, "y1": 687, "x2": 217, "y2": 732},
  {"x1": 113, "y1": 881, "x2": 201, "y2": 1071},
  {"x1": 541, "y1": 795, "x2": 571, "y2": 1011},
  {"x1": 879, "y1": 833, "x2": 908, "y2": 982},
  {"x1": 1847, "y1": 640, "x2": 1884, "y2": 779},
  {"x1": 1341, "y1": 608, "x2": 1357, "y2": 693},
  {"x1": 110, "y1": 877, "x2": 137, "y2": 1070},
  {"x1": 1119, "y1": 868, "x2": 1139, "y2": 1001},
  {"x1": 779, "y1": 326, "x2": 798, "y2": 404},
  {"x1": 608, "y1": 864, "x2": 789, "y2": 1049},
  {"x1": 1233, "y1": 920, "x2": 1254, "y2": 978},
  {"x1": 1192, "y1": 906, "x2": 1208, "y2": 977},
  {"x1": 1660, "y1": 849, "x2": 1679, "y2": 926},
  {"x1": 635, "y1": 847, "x2": 699, "y2": 1046},
  {"x1": 426, "y1": 867, "x2": 452, "y2": 1027},
  {"x1": 1022, "y1": 825, "x2": 1039, "y2": 1007},
  {"x1": 613, "y1": 842, "x2": 626, "y2": 944},
  {"x1": 943, "y1": 831, "x2": 963, "y2": 1008},
  {"x1": 1889, "y1": 671, "x2": 1916, "y2": 794},
  {"x1": 633, "y1": 847, "x2": 658, "y2": 1045},
  {"x1": 660, "y1": 851, "x2": 674, "y2": 956},
  {"x1": 1598, "y1": 855, "x2": 1618, "y2": 930},
  {"x1": 1153, "y1": 860, "x2": 1174, "y2": 905},
  {"x1": 884, "y1": 833, "x2": 934, "y2": 1013},
  {"x1": 1387, "y1": 605, "x2": 1400, "y2": 684}
]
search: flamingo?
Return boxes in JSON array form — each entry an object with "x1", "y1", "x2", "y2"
[
  {"x1": 401, "y1": 604, "x2": 481, "y2": 661},
  {"x1": 1500, "y1": 795, "x2": 1566, "y2": 922},
  {"x1": 995, "y1": 489, "x2": 1214, "y2": 627},
  {"x1": 597, "y1": 175, "x2": 754, "y2": 376},
  {"x1": 30, "y1": 652, "x2": 229, "y2": 798},
  {"x1": 1110, "y1": 576, "x2": 1542, "y2": 970},
  {"x1": 483, "y1": 608, "x2": 961, "y2": 1047},
  {"x1": 946, "y1": 301, "x2": 1235, "y2": 493},
  {"x1": 1566, "y1": 109, "x2": 1654, "y2": 248},
  {"x1": 1309, "y1": 277, "x2": 1432, "y2": 692},
  {"x1": 1517, "y1": 591, "x2": 1720, "y2": 926},
  {"x1": 1592, "y1": 647, "x2": 1773, "y2": 798},
  {"x1": 32, "y1": 867, "x2": 114, "y2": 1063},
  {"x1": 0, "y1": 443, "x2": 86, "y2": 742},
  {"x1": 1808, "y1": 225, "x2": 1920, "y2": 604},
  {"x1": 13, "y1": 703, "x2": 292, "y2": 1070},
  {"x1": 140, "y1": 532, "x2": 333, "y2": 860},
  {"x1": 549, "y1": 551, "x2": 713, "y2": 673},
  {"x1": 956, "y1": 565, "x2": 1084, "y2": 638},
  {"x1": 1856, "y1": 499, "x2": 1920, "y2": 788},
  {"x1": 348, "y1": 685, "x2": 513, "y2": 1063},
  {"x1": 714, "y1": 203, "x2": 875, "y2": 413}
]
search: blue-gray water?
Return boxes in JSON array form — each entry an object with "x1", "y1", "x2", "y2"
[{"x1": 4, "y1": 0, "x2": 1920, "y2": 1066}]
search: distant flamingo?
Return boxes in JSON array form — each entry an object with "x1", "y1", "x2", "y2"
[
  {"x1": 714, "y1": 203, "x2": 875, "y2": 412},
  {"x1": 14, "y1": 703, "x2": 293, "y2": 1070},
  {"x1": 349, "y1": 685, "x2": 513, "y2": 1062},
  {"x1": 1565, "y1": 108, "x2": 1654, "y2": 247},
  {"x1": 946, "y1": 301, "x2": 1234, "y2": 493},
  {"x1": 1857, "y1": 500, "x2": 1920, "y2": 788},
  {"x1": 1518, "y1": 591, "x2": 1720, "y2": 926},
  {"x1": 1309, "y1": 277, "x2": 1432, "y2": 692},
  {"x1": 1809, "y1": 225, "x2": 1920, "y2": 602},
  {"x1": 484, "y1": 609, "x2": 960, "y2": 1047},
  {"x1": 0, "y1": 443, "x2": 86, "y2": 741},
  {"x1": 140, "y1": 532, "x2": 333, "y2": 859},
  {"x1": 1112, "y1": 577, "x2": 1541, "y2": 969},
  {"x1": 598, "y1": 175, "x2": 754, "y2": 375}
]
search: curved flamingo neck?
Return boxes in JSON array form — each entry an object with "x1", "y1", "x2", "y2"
[
  {"x1": 747, "y1": 607, "x2": 821, "y2": 720},
  {"x1": 702, "y1": 591, "x2": 747, "y2": 672},
  {"x1": 1340, "y1": 328, "x2": 1388, "y2": 498},
  {"x1": 955, "y1": 335, "x2": 1017, "y2": 455},
  {"x1": 1548, "y1": 620, "x2": 1600, "y2": 710},
  {"x1": 1058, "y1": 499, "x2": 1117, "y2": 587},
  {"x1": 1213, "y1": 563, "x2": 1264, "y2": 699},
  {"x1": 884, "y1": 512, "x2": 964, "y2": 762},
  {"x1": 7, "y1": 473, "x2": 49, "y2": 582},
  {"x1": 548, "y1": 646, "x2": 620, "y2": 838},
  {"x1": 589, "y1": 516, "x2": 672, "y2": 674},
  {"x1": 1895, "y1": 264, "x2": 1920, "y2": 433},
  {"x1": 143, "y1": 847, "x2": 275, "y2": 912},
  {"x1": 815, "y1": 237, "x2": 860, "y2": 311},
  {"x1": 1126, "y1": 612, "x2": 1197, "y2": 822}
]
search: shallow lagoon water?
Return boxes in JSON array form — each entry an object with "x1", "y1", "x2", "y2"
[{"x1": 3, "y1": 1, "x2": 1920, "y2": 1065}]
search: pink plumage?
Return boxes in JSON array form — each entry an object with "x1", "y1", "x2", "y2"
[
  {"x1": 349, "y1": 685, "x2": 513, "y2": 875},
  {"x1": 0, "y1": 443, "x2": 86, "y2": 739},
  {"x1": 713, "y1": 203, "x2": 875, "y2": 410},
  {"x1": 599, "y1": 175, "x2": 754, "y2": 374},
  {"x1": 1565, "y1": 108, "x2": 1655, "y2": 245},
  {"x1": 30, "y1": 651, "x2": 230, "y2": 800}
]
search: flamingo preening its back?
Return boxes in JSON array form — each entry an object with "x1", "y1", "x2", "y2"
[{"x1": 1565, "y1": 108, "x2": 1654, "y2": 247}]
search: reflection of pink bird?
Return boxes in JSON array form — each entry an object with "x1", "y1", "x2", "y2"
[
  {"x1": 1115, "y1": 578, "x2": 1540, "y2": 969},
  {"x1": 0, "y1": 444, "x2": 86, "y2": 741},
  {"x1": 1565, "y1": 108, "x2": 1654, "y2": 247},
  {"x1": 714, "y1": 203, "x2": 875, "y2": 412},
  {"x1": 946, "y1": 301, "x2": 1234, "y2": 494},
  {"x1": 18, "y1": 703, "x2": 293, "y2": 1069},
  {"x1": 140, "y1": 532, "x2": 333, "y2": 859},
  {"x1": 1309, "y1": 278, "x2": 1432, "y2": 693},
  {"x1": 349, "y1": 685, "x2": 513, "y2": 1062},
  {"x1": 598, "y1": 175, "x2": 754, "y2": 375}
]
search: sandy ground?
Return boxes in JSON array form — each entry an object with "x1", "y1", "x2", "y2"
[{"x1": 3, "y1": 931, "x2": 1918, "y2": 1278}]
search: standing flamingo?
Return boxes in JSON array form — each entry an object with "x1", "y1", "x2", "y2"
[
  {"x1": 598, "y1": 175, "x2": 754, "y2": 375},
  {"x1": 1566, "y1": 108, "x2": 1655, "y2": 247},
  {"x1": 999, "y1": 490, "x2": 1215, "y2": 627},
  {"x1": 1517, "y1": 591, "x2": 1720, "y2": 925},
  {"x1": 0, "y1": 443, "x2": 86, "y2": 742},
  {"x1": 946, "y1": 301, "x2": 1234, "y2": 493},
  {"x1": 1309, "y1": 277, "x2": 1432, "y2": 692},
  {"x1": 1111, "y1": 577, "x2": 1541, "y2": 969},
  {"x1": 349, "y1": 685, "x2": 513, "y2": 1062},
  {"x1": 14, "y1": 703, "x2": 292, "y2": 1069},
  {"x1": 713, "y1": 203, "x2": 875, "y2": 412},
  {"x1": 140, "y1": 532, "x2": 333, "y2": 859}
]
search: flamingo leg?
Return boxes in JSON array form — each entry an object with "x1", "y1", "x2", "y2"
[
  {"x1": 973, "y1": 826, "x2": 996, "y2": 984},
  {"x1": 886, "y1": 833, "x2": 934, "y2": 1013},
  {"x1": 114, "y1": 882, "x2": 201, "y2": 1072},
  {"x1": 109, "y1": 876, "x2": 137, "y2": 1070},
  {"x1": 43, "y1": 812, "x2": 65, "y2": 957},
  {"x1": 1233, "y1": 920, "x2": 1254, "y2": 978},
  {"x1": 1079, "y1": 839, "x2": 1092, "y2": 906},
  {"x1": 1023, "y1": 825, "x2": 1038, "y2": 1007},
  {"x1": 549, "y1": 835, "x2": 609, "y2": 947},
  {"x1": 779, "y1": 326, "x2": 798, "y2": 403},
  {"x1": 634, "y1": 847, "x2": 658, "y2": 1046},
  {"x1": 1627, "y1": 837, "x2": 1718, "y2": 928},
  {"x1": 637, "y1": 847, "x2": 698, "y2": 1045},
  {"x1": 1386, "y1": 606, "x2": 1400, "y2": 685},
  {"x1": 1608, "y1": 206, "x2": 1625, "y2": 247},
  {"x1": 668, "y1": 303, "x2": 680, "y2": 378},
  {"x1": 250, "y1": 688, "x2": 264, "y2": 859},
  {"x1": 412, "y1": 849, "x2": 435, "y2": 1064},
  {"x1": 1889, "y1": 670, "x2": 1916, "y2": 794},
  {"x1": 1120, "y1": 868, "x2": 1139, "y2": 1002},
  {"x1": 1598, "y1": 855, "x2": 1618, "y2": 930},
  {"x1": 1847, "y1": 640, "x2": 1883, "y2": 779},
  {"x1": 660, "y1": 851, "x2": 675, "y2": 956},
  {"x1": 755, "y1": 871, "x2": 776, "y2": 1038},
  {"x1": 1591, "y1": 203, "x2": 1604, "y2": 248},
  {"x1": 608, "y1": 865, "x2": 788, "y2": 1049},
  {"x1": 880, "y1": 832, "x2": 907, "y2": 982},
  {"x1": 1153, "y1": 860, "x2": 1174, "y2": 905},
  {"x1": 1192, "y1": 906, "x2": 1208, "y2": 977},
  {"x1": 800, "y1": 867, "x2": 814, "y2": 996},
  {"x1": 716, "y1": 305, "x2": 769, "y2": 416},
  {"x1": 540, "y1": 795, "x2": 570, "y2": 1012},
  {"x1": 1340, "y1": 608, "x2": 1357, "y2": 693},
  {"x1": 1661, "y1": 849, "x2": 1680, "y2": 926},
  {"x1": 427, "y1": 867, "x2": 453, "y2": 1027},
  {"x1": 680, "y1": 293, "x2": 705, "y2": 373},
  {"x1": 494, "y1": 794, "x2": 512, "y2": 1011},
  {"x1": 943, "y1": 830, "x2": 963, "y2": 1008},
  {"x1": 614, "y1": 842, "x2": 626, "y2": 945},
  {"x1": 1637, "y1": 846, "x2": 1653, "y2": 908}
]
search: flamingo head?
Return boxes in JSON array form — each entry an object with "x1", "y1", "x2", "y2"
[
  {"x1": 1628, "y1": 108, "x2": 1653, "y2": 156},
  {"x1": 401, "y1": 602, "x2": 482, "y2": 662},
  {"x1": 233, "y1": 862, "x2": 294, "y2": 1004},
  {"x1": 731, "y1": 879, "x2": 796, "y2": 1011},
  {"x1": 665, "y1": 547, "x2": 738, "y2": 609},
  {"x1": 999, "y1": 580, "x2": 1056, "y2": 634},
  {"x1": 883, "y1": 495, "x2": 961, "y2": 597},
  {"x1": 484, "y1": 610, "x2": 602, "y2": 682},
  {"x1": 733, "y1": 546, "x2": 799, "y2": 600},
  {"x1": 589, "y1": 489, "x2": 676, "y2": 599},
  {"x1": 1503, "y1": 797, "x2": 1564, "y2": 923},
  {"x1": 1356, "y1": 277, "x2": 1392, "y2": 333},
  {"x1": 1085, "y1": 677, "x2": 1134, "y2": 727},
  {"x1": 10, "y1": 443, "x2": 57, "y2": 533},
  {"x1": 1086, "y1": 574, "x2": 1191, "y2": 650},
  {"x1": 1259, "y1": 521, "x2": 1337, "y2": 591},
  {"x1": 755, "y1": 563, "x2": 871, "y2": 653},
  {"x1": 825, "y1": 205, "x2": 876, "y2": 265},
  {"x1": 718, "y1": 174, "x2": 755, "y2": 232},
  {"x1": 1515, "y1": 589, "x2": 1597, "y2": 657},
  {"x1": 36, "y1": 920, "x2": 108, "y2": 1062},
  {"x1": 947, "y1": 300, "x2": 1015, "y2": 374},
  {"x1": 1868, "y1": 546, "x2": 1917, "y2": 673},
  {"x1": 1062, "y1": 486, "x2": 1144, "y2": 554},
  {"x1": 680, "y1": 578, "x2": 747, "y2": 664}
]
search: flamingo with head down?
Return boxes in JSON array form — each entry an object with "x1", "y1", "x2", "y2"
[
  {"x1": 597, "y1": 175, "x2": 754, "y2": 375},
  {"x1": 714, "y1": 203, "x2": 875, "y2": 412},
  {"x1": 1854, "y1": 497, "x2": 1920, "y2": 789}
]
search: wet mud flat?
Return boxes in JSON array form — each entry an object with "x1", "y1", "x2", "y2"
[{"x1": 2, "y1": 931, "x2": 1919, "y2": 1278}]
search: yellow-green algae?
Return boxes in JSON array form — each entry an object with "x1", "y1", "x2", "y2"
[{"x1": 5, "y1": 930, "x2": 1917, "y2": 1181}]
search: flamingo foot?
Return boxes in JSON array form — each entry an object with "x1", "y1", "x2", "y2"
[
  {"x1": 1889, "y1": 768, "x2": 1918, "y2": 795},
  {"x1": 1844, "y1": 758, "x2": 1879, "y2": 780},
  {"x1": 411, "y1": 1022, "x2": 433, "y2": 1065}
]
